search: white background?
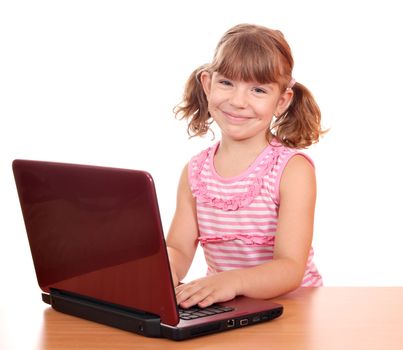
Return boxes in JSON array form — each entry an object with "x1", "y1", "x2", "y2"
[{"x1": 1, "y1": 0, "x2": 403, "y2": 312}]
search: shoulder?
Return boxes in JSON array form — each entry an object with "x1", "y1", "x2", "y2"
[
  {"x1": 186, "y1": 143, "x2": 218, "y2": 197},
  {"x1": 189, "y1": 143, "x2": 217, "y2": 165},
  {"x1": 188, "y1": 143, "x2": 217, "y2": 180},
  {"x1": 281, "y1": 154, "x2": 315, "y2": 185},
  {"x1": 270, "y1": 144, "x2": 315, "y2": 205},
  {"x1": 279, "y1": 154, "x2": 316, "y2": 202},
  {"x1": 177, "y1": 162, "x2": 194, "y2": 200},
  {"x1": 275, "y1": 145, "x2": 314, "y2": 170}
]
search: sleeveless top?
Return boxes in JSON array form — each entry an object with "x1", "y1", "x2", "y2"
[{"x1": 188, "y1": 141, "x2": 323, "y2": 287}]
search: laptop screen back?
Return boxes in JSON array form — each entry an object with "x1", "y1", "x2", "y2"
[{"x1": 13, "y1": 160, "x2": 179, "y2": 325}]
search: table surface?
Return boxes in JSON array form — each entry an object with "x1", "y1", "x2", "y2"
[{"x1": 1, "y1": 287, "x2": 403, "y2": 350}]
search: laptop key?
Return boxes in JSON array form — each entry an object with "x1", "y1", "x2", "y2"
[{"x1": 179, "y1": 304, "x2": 234, "y2": 320}]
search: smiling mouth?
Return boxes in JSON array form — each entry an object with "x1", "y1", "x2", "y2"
[{"x1": 223, "y1": 111, "x2": 251, "y2": 122}]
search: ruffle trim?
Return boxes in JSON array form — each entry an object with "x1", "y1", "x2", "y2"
[
  {"x1": 189, "y1": 146, "x2": 281, "y2": 211},
  {"x1": 198, "y1": 234, "x2": 275, "y2": 246}
]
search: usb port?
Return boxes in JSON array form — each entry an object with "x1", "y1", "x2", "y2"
[{"x1": 240, "y1": 319, "x2": 248, "y2": 326}]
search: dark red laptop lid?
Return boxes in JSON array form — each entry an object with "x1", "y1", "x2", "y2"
[{"x1": 13, "y1": 159, "x2": 179, "y2": 325}]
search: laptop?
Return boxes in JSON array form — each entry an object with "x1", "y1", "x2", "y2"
[{"x1": 12, "y1": 159, "x2": 283, "y2": 340}]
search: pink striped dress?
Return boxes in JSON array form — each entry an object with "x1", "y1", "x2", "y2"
[{"x1": 188, "y1": 141, "x2": 322, "y2": 287}]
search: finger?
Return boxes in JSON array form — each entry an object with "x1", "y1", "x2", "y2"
[
  {"x1": 175, "y1": 283, "x2": 186, "y2": 295},
  {"x1": 197, "y1": 294, "x2": 216, "y2": 308},
  {"x1": 175, "y1": 279, "x2": 204, "y2": 299},
  {"x1": 178, "y1": 287, "x2": 212, "y2": 309},
  {"x1": 175, "y1": 283, "x2": 202, "y2": 305}
]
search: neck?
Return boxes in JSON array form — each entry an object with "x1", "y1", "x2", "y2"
[
  {"x1": 213, "y1": 135, "x2": 272, "y2": 178},
  {"x1": 218, "y1": 135, "x2": 271, "y2": 158}
]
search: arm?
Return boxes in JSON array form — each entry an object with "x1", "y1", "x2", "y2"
[
  {"x1": 166, "y1": 164, "x2": 199, "y2": 287},
  {"x1": 236, "y1": 154, "x2": 316, "y2": 298},
  {"x1": 175, "y1": 155, "x2": 316, "y2": 307}
]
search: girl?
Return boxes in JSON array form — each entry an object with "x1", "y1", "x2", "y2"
[{"x1": 167, "y1": 23, "x2": 325, "y2": 309}]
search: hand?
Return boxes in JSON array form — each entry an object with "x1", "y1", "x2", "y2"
[
  {"x1": 171, "y1": 271, "x2": 179, "y2": 288},
  {"x1": 175, "y1": 270, "x2": 242, "y2": 308}
]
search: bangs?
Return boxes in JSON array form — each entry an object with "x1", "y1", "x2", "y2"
[{"x1": 211, "y1": 29, "x2": 291, "y2": 86}]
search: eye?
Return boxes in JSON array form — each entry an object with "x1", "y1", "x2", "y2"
[
  {"x1": 252, "y1": 87, "x2": 267, "y2": 94},
  {"x1": 218, "y1": 79, "x2": 233, "y2": 87}
]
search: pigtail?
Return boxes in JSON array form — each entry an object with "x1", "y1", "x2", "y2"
[
  {"x1": 272, "y1": 82, "x2": 325, "y2": 148},
  {"x1": 174, "y1": 65, "x2": 212, "y2": 138}
]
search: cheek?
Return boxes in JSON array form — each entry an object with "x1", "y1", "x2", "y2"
[
  {"x1": 207, "y1": 94, "x2": 222, "y2": 111},
  {"x1": 255, "y1": 102, "x2": 276, "y2": 118}
]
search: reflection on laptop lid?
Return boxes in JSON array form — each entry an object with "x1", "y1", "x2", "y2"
[{"x1": 13, "y1": 159, "x2": 283, "y2": 340}]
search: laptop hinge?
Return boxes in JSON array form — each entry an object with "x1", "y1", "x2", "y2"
[{"x1": 48, "y1": 289, "x2": 162, "y2": 337}]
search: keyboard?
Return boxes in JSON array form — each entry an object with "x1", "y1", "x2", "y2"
[{"x1": 179, "y1": 304, "x2": 234, "y2": 320}]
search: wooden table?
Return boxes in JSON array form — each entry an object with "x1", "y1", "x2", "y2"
[{"x1": 1, "y1": 287, "x2": 403, "y2": 349}]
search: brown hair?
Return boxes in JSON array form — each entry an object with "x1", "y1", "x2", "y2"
[{"x1": 175, "y1": 24, "x2": 325, "y2": 148}]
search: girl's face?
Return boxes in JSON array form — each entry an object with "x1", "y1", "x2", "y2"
[{"x1": 201, "y1": 71, "x2": 293, "y2": 143}]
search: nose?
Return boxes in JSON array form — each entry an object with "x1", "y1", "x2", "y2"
[{"x1": 229, "y1": 87, "x2": 248, "y2": 108}]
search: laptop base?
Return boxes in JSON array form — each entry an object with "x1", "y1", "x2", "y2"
[{"x1": 44, "y1": 289, "x2": 162, "y2": 338}]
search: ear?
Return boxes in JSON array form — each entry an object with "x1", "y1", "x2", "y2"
[
  {"x1": 199, "y1": 71, "x2": 212, "y2": 98},
  {"x1": 275, "y1": 89, "x2": 294, "y2": 116}
]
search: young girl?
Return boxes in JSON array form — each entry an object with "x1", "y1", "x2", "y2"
[{"x1": 167, "y1": 23, "x2": 324, "y2": 309}]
